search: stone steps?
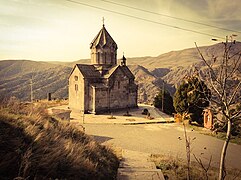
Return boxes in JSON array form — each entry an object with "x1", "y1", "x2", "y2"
[{"x1": 117, "y1": 149, "x2": 165, "y2": 180}]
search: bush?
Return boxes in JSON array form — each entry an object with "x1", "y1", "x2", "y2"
[
  {"x1": 142, "y1": 108, "x2": 149, "y2": 115},
  {"x1": 153, "y1": 90, "x2": 175, "y2": 115},
  {"x1": 173, "y1": 76, "x2": 211, "y2": 124}
]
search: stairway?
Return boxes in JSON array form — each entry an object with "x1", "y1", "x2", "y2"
[{"x1": 117, "y1": 149, "x2": 165, "y2": 180}]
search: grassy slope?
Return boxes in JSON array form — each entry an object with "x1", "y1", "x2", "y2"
[{"x1": 0, "y1": 100, "x2": 119, "y2": 180}]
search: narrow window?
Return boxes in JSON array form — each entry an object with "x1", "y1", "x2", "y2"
[
  {"x1": 118, "y1": 81, "x2": 120, "y2": 89},
  {"x1": 75, "y1": 84, "x2": 78, "y2": 91},
  {"x1": 74, "y1": 76, "x2": 78, "y2": 81},
  {"x1": 104, "y1": 52, "x2": 106, "y2": 64},
  {"x1": 97, "y1": 52, "x2": 100, "y2": 63}
]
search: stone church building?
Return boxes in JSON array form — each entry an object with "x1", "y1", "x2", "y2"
[{"x1": 69, "y1": 24, "x2": 138, "y2": 114}]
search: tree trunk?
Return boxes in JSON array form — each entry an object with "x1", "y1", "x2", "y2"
[{"x1": 219, "y1": 120, "x2": 231, "y2": 180}]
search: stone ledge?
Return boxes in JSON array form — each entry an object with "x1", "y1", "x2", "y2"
[{"x1": 117, "y1": 168, "x2": 165, "y2": 180}]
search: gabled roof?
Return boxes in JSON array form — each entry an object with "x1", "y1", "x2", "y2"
[
  {"x1": 103, "y1": 65, "x2": 135, "y2": 79},
  {"x1": 90, "y1": 25, "x2": 117, "y2": 49},
  {"x1": 76, "y1": 64, "x2": 101, "y2": 78},
  {"x1": 120, "y1": 66, "x2": 135, "y2": 79},
  {"x1": 103, "y1": 65, "x2": 119, "y2": 78}
]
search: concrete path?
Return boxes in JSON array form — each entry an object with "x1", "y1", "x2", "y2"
[
  {"x1": 52, "y1": 104, "x2": 171, "y2": 179},
  {"x1": 55, "y1": 104, "x2": 174, "y2": 124},
  {"x1": 52, "y1": 104, "x2": 241, "y2": 177},
  {"x1": 84, "y1": 123, "x2": 241, "y2": 170},
  {"x1": 117, "y1": 149, "x2": 164, "y2": 180}
]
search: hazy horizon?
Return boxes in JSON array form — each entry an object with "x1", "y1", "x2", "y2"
[{"x1": 1, "y1": 0, "x2": 241, "y2": 61}]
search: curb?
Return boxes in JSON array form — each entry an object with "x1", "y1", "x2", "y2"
[
  {"x1": 114, "y1": 120, "x2": 175, "y2": 125},
  {"x1": 72, "y1": 120, "x2": 175, "y2": 125},
  {"x1": 117, "y1": 168, "x2": 165, "y2": 180}
]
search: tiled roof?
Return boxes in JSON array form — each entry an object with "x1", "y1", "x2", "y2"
[
  {"x1": 90, "y1": 25, "x2": 117, "y2": 49},
  {"x1": 74, "y1": 64, "x2": 135, "y2": 81},
  {"x1": 76, "y1": 64, "x2": 101, "y2": 78}
]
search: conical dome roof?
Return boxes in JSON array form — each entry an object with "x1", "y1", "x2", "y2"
[{"x1": 90, "y1": 25, "x2": 117, "y2": 49}]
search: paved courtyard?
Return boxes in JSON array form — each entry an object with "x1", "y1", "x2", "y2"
[
  {"x1": 54, "y1": 104, "x2": 241, "y2": 170},
  {"x1": 83, "y1": 123, "x2": 241, "y2": 170}
]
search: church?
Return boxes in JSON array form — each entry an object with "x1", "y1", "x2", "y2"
[{"x1": 69, "y1": 23, "x2": 138, "y2": 114}]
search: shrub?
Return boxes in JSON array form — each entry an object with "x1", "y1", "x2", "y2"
[
  {"x1": 173, "y1": 76, "x2": 211, "y2": 124},
  {"x1": 154, "y1": 90, "x2": 175, "y2": 115}
]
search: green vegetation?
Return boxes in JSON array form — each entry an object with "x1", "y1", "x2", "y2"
[
  {"x1": 154, "y1": 90, "x2": 175, "y2": 115},
  {"x1": 0, "y1": 99, "x2": 119, "y2": 179},
  {"x1": 173, "y1": 76, "x2": 211, "y2": 124}
]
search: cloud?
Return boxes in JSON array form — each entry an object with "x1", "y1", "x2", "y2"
[{"x1": 207, "y1": 0, "x2": 241, "y2": 20}]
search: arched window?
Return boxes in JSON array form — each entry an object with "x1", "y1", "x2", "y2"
[{"x1": 74, "y1": 76, "x2": 78, "y2": 81}]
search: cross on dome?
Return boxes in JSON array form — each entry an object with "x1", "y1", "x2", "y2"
[{"x1": 102, "y1": 17, "x2": 105, "y2": 26}]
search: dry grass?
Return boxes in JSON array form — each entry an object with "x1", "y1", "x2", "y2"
[
  {"x1": 36, "y1": 99, "x2": 68, "y2": 108},
  {"x1": 190, "y1": 125, "x2": 241, "y2": 145},
  {"x1": 0, "y1": 98, "x2": 119, "y2": 180},
  {"x1": 150, "y1": 154, "x2": 241, "y2": 180}
]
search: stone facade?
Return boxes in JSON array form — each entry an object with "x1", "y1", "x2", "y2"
[{"x1": 69, "y1": 24, "x2": 138, "y2": 114}]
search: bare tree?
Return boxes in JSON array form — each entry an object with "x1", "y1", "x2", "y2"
[
  {"x1": 195, "y1": 36, "x2": 241, "y2": 180},
  {"x1": 183, "y1": 122, "x2": 191, "y2": 180}
]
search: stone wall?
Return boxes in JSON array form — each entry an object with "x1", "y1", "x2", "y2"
[
  {"x1": 95, "y1": 87, "x2": 109, "y2": 112},
  {"x1": 91, "y1": 47, "x2": 117, "y2": 66},
  {"x1": 69, "y1": 67, "x2": 86, "y2": 112},
  {"x1": 109, "y1": 68, "x2": 137, "y2": 110},
  {"x1": 69, "y1": 65, "x2": 138, "y2": 114}
]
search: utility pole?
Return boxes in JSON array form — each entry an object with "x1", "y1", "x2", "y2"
[
  {"x1": 162, "y1": 81, "x2": 165, "y2": 112},
  {"x1": 30, "y1": 78, "x2": 33, "y2": 102},
  {"x1": 82, "y1": 111, "x2": 85, "y2": 124}
]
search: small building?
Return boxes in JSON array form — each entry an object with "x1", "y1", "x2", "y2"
[
  {"x1": 69, "y1": 24, "x2": 138, "y2": 114},
  {"x1": 203, "y1": 109, "x2": 213, "y2": 129}
]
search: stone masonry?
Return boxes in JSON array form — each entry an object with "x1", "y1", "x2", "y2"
[{"x1": 69, "y1": 24, "x2": 138, "y2": 114}]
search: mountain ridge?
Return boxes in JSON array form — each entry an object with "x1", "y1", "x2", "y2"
[{"x1": 1, "y1": 42, "x2": 240, "y2": 102}]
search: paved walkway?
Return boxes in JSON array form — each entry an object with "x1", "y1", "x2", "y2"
[
  {"x1": 52, "y1": 104, "x2": 174, "y2": 124},
  {"x1": 84, "y1": 123, "x2": 241, "y2": 171},
  {"x1": 117, "y1": 149, "x2": 165, "y2": 180},
  {"x1": 50, "y1": 104, "x2": 241, "y2": 178},
  {"x1": 51, "y1": 104, "x2": 171, "y2": 179}
]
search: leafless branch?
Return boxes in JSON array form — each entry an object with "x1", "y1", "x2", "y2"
[
  {"x1": 228, "y1": 81, "x2": 241, "y2": 106},
  {"x1": 193, "y1": 154, "x2": 212, "y2": 180}
]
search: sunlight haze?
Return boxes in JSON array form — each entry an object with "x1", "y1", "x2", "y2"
[{"x1": 0, "y1": 0, "x2": 241, "y2": 61}]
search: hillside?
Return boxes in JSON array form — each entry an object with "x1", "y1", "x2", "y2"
[
  {"x1": 0, "y1": 42, "x2": 240, "y2": 102},
  {"x1": 128, "y1": 42, "x2": 241, "y2": 86},
  {"x1": 0, "y1": 100, "x2": 119, "y2": 179},
  {"x1": 0, "y1": 60, "x2": 71, "y2": 101}
]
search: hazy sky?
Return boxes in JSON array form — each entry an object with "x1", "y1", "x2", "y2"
[{"x1": 1, "y1": 0, "x2": 241, "y2": 61}]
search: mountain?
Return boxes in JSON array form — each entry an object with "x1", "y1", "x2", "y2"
[
  {"x1": 0, "y1": 42, "x2": 240, "y2": 102},
  {"x1": 128, "y1": 42, "x2": 241, "y2": 86},
  {"x1": 0, "y1": 60, "x2": 71, "y2": 101}
]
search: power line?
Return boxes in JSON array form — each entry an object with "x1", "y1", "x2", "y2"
[
  {"x1": 102, "y1": 0, "x2": 241, "y2": 34},
  {"x1": 65, "y1": 0, "x2": 225, "y2": 39}
]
